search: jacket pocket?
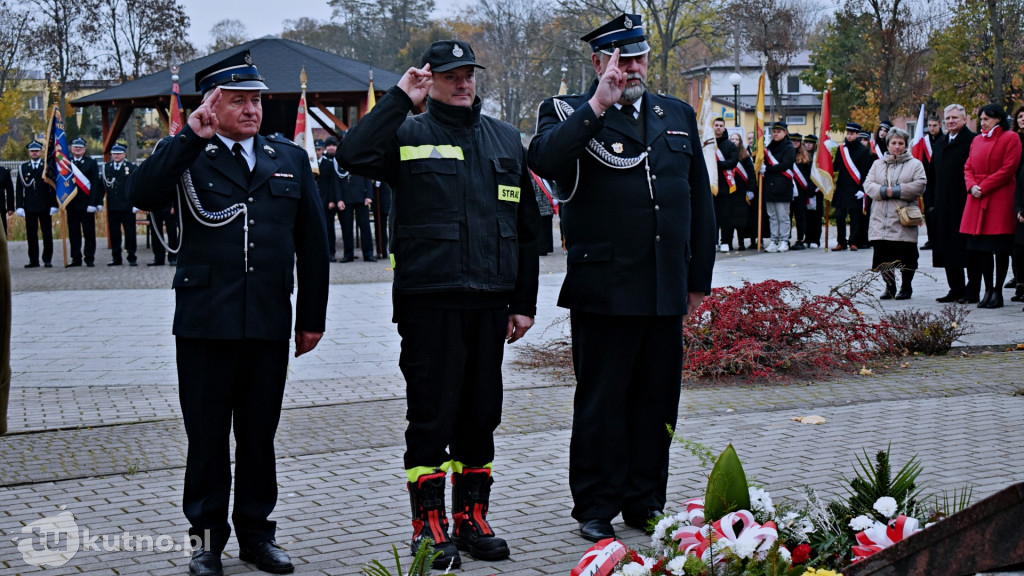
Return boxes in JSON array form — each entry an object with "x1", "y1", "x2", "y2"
[
  {"x1": 406, "y1": 159, "x2": 459, "y2": 212},
  {"x1": 497, "y1": 218, "x2": 519, "y2": 286},
  {"x1": 395, "y1": 222, "x2": 461, "y2": 286},
  {"x1": 172, "y1": 265, "x2": 210, "y2": 289}
]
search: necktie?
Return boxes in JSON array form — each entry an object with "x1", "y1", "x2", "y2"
[
  {"x1": 619, "y1": 105, "x2": 636, "y2": 120},
  {"x1": 232, "y1": 143, "x2": 251, "y2": 183}
]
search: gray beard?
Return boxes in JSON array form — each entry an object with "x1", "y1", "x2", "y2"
[{"x1": 621, "y1": 76, "x2": 646, "y2": 103}]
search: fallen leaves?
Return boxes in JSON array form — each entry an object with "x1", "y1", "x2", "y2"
[{"x1": 792, "y1": 415, "x2": 828, "y2": 425}]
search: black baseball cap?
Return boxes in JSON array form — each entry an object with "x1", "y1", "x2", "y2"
[{"x1": 421, "y1": 40, "x2": 486, "y2": 73}]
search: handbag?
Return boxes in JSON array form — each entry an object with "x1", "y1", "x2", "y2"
[{"x1": 898, "y1": 204, "x2": 923, "y2": 226}]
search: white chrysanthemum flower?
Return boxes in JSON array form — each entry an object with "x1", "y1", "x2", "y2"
[
  {"x1": 873, "y1": 496, "x2": 898, "y2": 517},
  {"x1": 778, "y1": 546, "x2": 792, "y2": 561},
  {"x1": 732, "y1": 539, "x2": 757, "y2": 559},
  {"x1": 665, "y1": 556, "x2": 688, "y2": 574},
  {"x1": 798, "y1": 517, "x2": 815, "y2": 536},
  {"x1": 621, "y1": 562, "x2": 650, "y2": 576},
  {"x1": 748, "y1": 487, "x2": 776, "y2": 516},
  {"x1": 850, "y1": 514, "x2": 875, "y2": 531},
  {"x1": 652, "y1": 516, "x2": 675, "y2": 542}
]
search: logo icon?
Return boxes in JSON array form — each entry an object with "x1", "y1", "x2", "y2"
[
  {"x1": 14, "y1": 507, "x2": 79, "y2": 567},
  {"x1": 623, "y1": 16, "x2": 633, "y2": 29},
  {"x1": 452, "y1": 44, "x2": 464, "y2": 58}
]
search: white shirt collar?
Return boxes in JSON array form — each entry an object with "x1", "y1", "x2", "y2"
[
  {"x1": 983, "y1": 126, "x2": 997, "y2": 138},
  {"x1": 217, "y1": 134, "x2": 256, "y2": 169}
]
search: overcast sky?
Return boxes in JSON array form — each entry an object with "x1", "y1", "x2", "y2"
[{"x1": 178, "y1": 0, "x2": 470, "y2": 50}]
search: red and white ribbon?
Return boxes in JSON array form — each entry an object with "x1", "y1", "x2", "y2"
[
  {"x1": 852, "y1": 515, "x2": 922, "y2": 562},
  {"x1": 572, "y1": 538, "x2": 628, "y2": 576}
]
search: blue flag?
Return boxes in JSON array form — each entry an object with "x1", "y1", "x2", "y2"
[{"x1": 43, "y1": 105, "x2": 90, "y2": 209}]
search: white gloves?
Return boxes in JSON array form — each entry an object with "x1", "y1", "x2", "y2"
[
  {"x1": 132, "y1": 207, "x2": 140, "y2": 213},
  {"x1": 856, "y1": 191, "x2": 865, "y2": 200},
  {"x1": 96, "y1": 205, "x2": 103, "y2": 212},
  {"x1": 759, "y1": 164, "x2": 766, "y2": 175},
  {"x1": 746, "y1": 191, "x2": 755, "y2": 201},
  {"x1": 15, "y1": 208, "x2": 25, "y2": 217},
  {"x1": 49, "y1": 207, "x2": 58, "y2": 216},
  {"x1": 793, "y1": 187, "x2": 799, "y2": 199},
  {"x1": 87, "y1": 206, "x2": 97, "y2": 213}
]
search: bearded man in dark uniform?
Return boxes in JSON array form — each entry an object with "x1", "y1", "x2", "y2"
[
  {"x1": 528, "y1": 14, "x2": 716, "y2": 543},
  {"x1": 128, "y1": 51, "x2": 329, "y2": 576}
]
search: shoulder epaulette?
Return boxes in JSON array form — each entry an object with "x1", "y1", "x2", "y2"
[{"x1": 266, "y1": 133, "x2": 304, "y2": 150}]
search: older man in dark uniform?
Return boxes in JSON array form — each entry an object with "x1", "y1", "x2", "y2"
[
  {"x1": 15, "y1": 141, "x2": 58, "y2": 268},
  {"x1": 100, "y1": 144, "x2": 138, "y2": 266},
  {"x1": 67, "y1": 137, "x2": 102, "y2": 267},
  {"x1": 528, "y1": 14, "x2": 716, "y2": 542},
  {"x1": 128, "y1": 51, "x2": 330, "y2": 576}
]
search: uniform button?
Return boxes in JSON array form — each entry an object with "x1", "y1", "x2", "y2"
[
  {"x1": 248, "y1": 267, "x2": 255, "y2": 272},
  {"x1": 651, "y1": 174, "x2": 657, "y2": 181},
  {"x1": 249, "y1": 219, "x2": 255, "y2": 225},
  {"x1": 584, "y1": 120, "x2": 590, "y2": 126},
  {"x1": 183, "y1": 277, "x2": 190, "y2": 283},
  {"x1": 655, "y1": 204, "x2": 660, "y2": 211},
  {"x1": 247, "y1": 197, "x2": 254, "y2": 202},
  {"x1": 583, "y1": 253, "x2": 589, "y2": 258},
  {"x1": 249, "y1": 242, "x2": 255, "y2": 248},
  {"x1": 647, "y1": 146, "x2": 652, "y2": 152},
  {"x1": 655, "y1": 235, "x2": 661, "y2": 242}
]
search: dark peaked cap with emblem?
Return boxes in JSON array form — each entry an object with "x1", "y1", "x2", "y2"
[
  {"x1": 581, "y1": 14, "x2": 650, "y2": 56},
  {"x1": 195, "y1": 49, "x2": 268, "y2": 95},
  {"x1": 422, "y1": 40, "x2": 485, "y2": 73}
]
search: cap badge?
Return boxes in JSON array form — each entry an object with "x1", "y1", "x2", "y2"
[
  {"x1": 244, "y1": 53, "x2": 254, "y2": 66},
  {"x1": 612, "y1": 142, "x2": 624, "y2": 153},
  {"x1": 653, "y1": 105, "x2": 664, "y2": 117},
  {"x1": 263, "y1": 144, "x2": 277, "y2": 158},
  {"x1": 623, "y1": 16, "x2": 633, "y2": 29},
  {"x1": 452, "y1": 44, "x2": 464, "y2": 57},
  {"x1": 205, "y1": 143, "x2": 219, "y2": 156}
]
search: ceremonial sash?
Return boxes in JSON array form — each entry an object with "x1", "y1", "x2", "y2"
[
  {"x1": 870, "y1": 140, "x2": 884, "y2": 160},
  {"x1": 793, "y1": 165, "x2": 809, "y2": 191},
  {"x1": 765, "y1": 149, "x2": 794, "y2": 180},
  {"x1": 717, "y1": 147, "x2": 737, "y2": 193},
  {"x1": 734, "y1": 162, "x2": 748, "y2": 183},
  {"x1": 840, "y1": 144, "x2": 862, "y2": 186}
]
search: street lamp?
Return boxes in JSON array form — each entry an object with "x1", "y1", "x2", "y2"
[{"x1": 729, "y1": 72, "x2": 742, "y2": 127}]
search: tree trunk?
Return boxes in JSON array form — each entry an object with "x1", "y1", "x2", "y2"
[{"x1": 988, "y1": 0, "x2": 1005, "y2": 107}]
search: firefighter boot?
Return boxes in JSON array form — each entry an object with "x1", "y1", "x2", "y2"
[
  {"x1": 408, "y1": 471, "x2": 461, "y2": 569},
  {"x1": 452, "y1": 467, "x2": 510, "y2": 560}
]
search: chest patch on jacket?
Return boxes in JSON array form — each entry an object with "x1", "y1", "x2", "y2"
[{"x1": 498, "y1": 185, "x2": 520, "y2": 203}]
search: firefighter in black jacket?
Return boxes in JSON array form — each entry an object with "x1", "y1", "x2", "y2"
[
  {"x1": 67, "y1": 137, "x2": 102, "y2": 266},
  {"x1": 15, "y1": 141, "x2": 58, "y2": 268},
  {"x1": 339, "y1": 39, "x2": 540, "y2": 570},
  {"x1": 128, "y1": 51, "x2": 329, "y2": 576}
]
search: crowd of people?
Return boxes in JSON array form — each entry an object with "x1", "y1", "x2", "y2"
[{"x1": 707, "y1": 102, "x2": 1024, "y2": 308}]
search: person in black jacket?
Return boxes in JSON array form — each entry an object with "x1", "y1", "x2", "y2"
[
  {"x1": 800, "y1": 134, "x2": 823, "y2": 248},
  {"x1": 15, "y1": 141, "x2": 58, "y2": 268},
  {"x1": 127, "y1": 51, "x2": 330, "y2": 576},
  {"x1": 318, "y1": 136, "x2": 342, "y2": 261},
  {"x1": 762, "y1": 121, "x2": 796, "y2": 252},
  {"x1": 66, "y1": 138, "x2": 102, "y2": 266},
  {"x1": 339, "y1": 40, "x2": 539, "y2": 569},
  {"x1": 528, "y1": 14, "x2": 715, "y2": 544},
  {"x1": 932, "y1": 104, "x2": 978, "y2": 302},
  {"x1": 833, "y1": 122, "x2": 875, "y2": 250},
  {"x1": 100, "y1": 144, "x2": 138, "y2": 266},
  {"x1": 0, "y1": 163, "x2": 14, "y2": 236},
  {"x1": 338, "y1": 168, "x2": 376, "y2": 262},
  {"x1": 372, "y1": 179, "x2": 392, "y2": 259},
  {"x1": 712, "y1": 118, "x2": 739, "y2": 251}
]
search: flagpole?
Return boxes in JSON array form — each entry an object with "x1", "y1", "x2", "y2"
[{"x1": 59, "y1": 206, "x2": 68, "y2": 267}]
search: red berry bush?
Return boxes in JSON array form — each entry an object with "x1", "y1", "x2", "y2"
[{"x1": 684, "y1": 279, "x2": 893, "y2": 380}]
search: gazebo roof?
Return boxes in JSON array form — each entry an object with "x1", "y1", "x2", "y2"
[{"x1": 73, "y1": 36, "x2": 402, "y2": 108}]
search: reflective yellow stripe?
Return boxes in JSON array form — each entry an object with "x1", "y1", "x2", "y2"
[
  {"x1": 450, "y1": 461, "x2": 492, "y2": 474},
  {"x1": 406, "y1": 466, "x2": 442, "y2": 483},
  {"x1": 399, "y1": 145, "x2": 465, "y2": 161}
]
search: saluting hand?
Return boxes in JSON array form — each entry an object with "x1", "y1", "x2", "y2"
[
  {"x1": 590, "y1": 49, "x2": 626, "y2": 115},
  {"x1": 398, "y1": 64, "x2": 433, "y2": 108},
  {"x1": 188, "y1": 87, "x2": 221, "y2": 138}
]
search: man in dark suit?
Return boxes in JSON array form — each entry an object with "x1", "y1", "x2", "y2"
[
  {"x1": 528, "y1": 14, "x2": 716, "y2": 543},
  {"x1": 339, "y1": 170, "x2": 376, "y2": 262},
  {"x1": 15, "y1": 141, "x2": 58, "y2": 268},
  {"x1": 100, "y1": 144, "x2": 138, "y2": 266},
  {"x1": 1, "y1": 161, "x2": 14, "y2": 236},
  {"x1": 932, "y1": 104, "x2": 978, "y2": 303},
  {"x1": 128, "y1": 51, "x2": 330, "y2": 576},
  {"x1": 67, "y1": 137, "x2": 102, "y2": 266}
]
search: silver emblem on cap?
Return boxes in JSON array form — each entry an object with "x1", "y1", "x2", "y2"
[
  {"x1": 452, "y1": 44, "x2": 464, "y2": 57},
  {"x1": 623, "y1": 16, "x2": 633, "y2": 29}
]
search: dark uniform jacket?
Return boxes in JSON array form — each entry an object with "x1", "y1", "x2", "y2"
[
  {"x1": 100, "y1": 161, "x2": 136, "y2": 211},
  {"x1": 0, "y1": 166, "x2": 14, "y2": 213},
  {"x1": 922, "y1": 132, "x2": 941, "y2": 209},
  {"x1": 128, "y1": 125, "x2": 330, "y2": 341},
  {"x1": 15, "y1": 161, "x2": 57, "y2": 213},
  {"x1": 341, "y1": 171, "x2": 373, "y2": 205},
  {"x1": 68, "y1": 156, "x2": 101, "y2": 211},
  {"x1": 316, "y1": 155, "x2": 341, "y2": 207},
  {"x1": 931, "y1": 128, "x2": 976, "y2": 268},
  {"x1": 763, "y1": 138, "x2": 795, "y2": 203},
  {"x1": 339, "y1": 87, "x2": 541, "y2": 317},
  {"x1": 834, "y1": 139, "x2": 875, "y2": 210},
  {"x1": 528, "y1": 82, "x2": 716, "y2": 316}
]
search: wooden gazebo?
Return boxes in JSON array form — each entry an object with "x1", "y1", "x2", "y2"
[{"x1": 72, "y1": 37, "x2": 402, "y2": 158}]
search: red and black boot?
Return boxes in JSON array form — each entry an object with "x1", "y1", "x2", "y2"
[
  {"x1": 452, "y1": 467, "x2": 510, "y2": 560},
  {"x1": 408, "y1": 471, "x2": 461, "y2": 569}
]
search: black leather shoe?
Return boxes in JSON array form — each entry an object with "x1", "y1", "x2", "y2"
[
  {"x1": 790, "y1": 242, "x2": 806, "y2": 251},
  {"x1": 363, "y1": 255, "x2": 377, "y2": 262},
  {"x1": 957, "y1": 293, "x2": 980, "y2": 304},
  {"x1": 623, "y1": 509, "x2": 663, "y2": 534},
  {"x1": 936, "y1": 292, "x2": 962, "y2": 303},
  {"x1": 1005, "y1": 277, "x2": 1017, "y2": 289},
  {"x1": 146, "y1": 261, "x2": 164, "y2": 266},
  {"x1": 978, "y1": 289, "x2": 995, "y2": 308},
  {"x1": 579, "y1": 519, "x2": 615, "y2": 543},
  {"x1": 894, "y1": 288, "x2": 912, "y2": 300},
  {"x1": 340, "y1": 256, "x2": 354, "y2": 263},
  {"x1": 67, "y1": 261, "x2": 82, "y2": 267},
  {"x1": 43, "y1": 262, "x2": 52, "y2": 267},
  {"x1": 128, "y1": 260, "x2": 138, "y2": 267},
  {"x1": 239, "y1": 541, "x2": 294, "y2": 574},
  {"x1": 107, "y1": 260, "x2": 122, "y2": 266},
  {"x1": 188, "y1": 548, "x2": 223, "y2": 576},
  {"x1": 987, "y1": 292, "x2": 1004, "y2": 309},
  {"x1": 24, "y1": 263, "x2": 39, "y2": 268},
  {"x1": 86, "y1": 262, "x2": 95, "y2": 267}
]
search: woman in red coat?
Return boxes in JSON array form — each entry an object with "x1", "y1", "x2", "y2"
[{"x1": 961, "y1": 103, "x2": 1023, "y2": 308}]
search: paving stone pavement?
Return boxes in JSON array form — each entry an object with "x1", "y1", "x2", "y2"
[{"x1": 3, "y1": 231, "x2": 1024, "y2": 575}]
